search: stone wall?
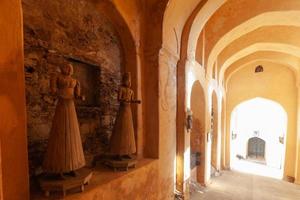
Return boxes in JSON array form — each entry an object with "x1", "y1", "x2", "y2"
[{"x1": 23, "y1": 0, "x2": 122, "y2": 177}]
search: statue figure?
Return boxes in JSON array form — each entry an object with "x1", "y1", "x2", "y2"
[
  {"x1": 109, "y1": 72, "x2": 141, "y2": 159},
  {"x1": 43, "y1": 63, "x2": 85, "y2": 176}
]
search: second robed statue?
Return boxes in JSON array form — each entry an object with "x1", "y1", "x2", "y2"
[{"x1": 109, "y1": 72, "x2": 141, "y2": 160}]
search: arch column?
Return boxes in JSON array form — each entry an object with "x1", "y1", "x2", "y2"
[
  {"x1": 221, "y1": 97, "x2": 228, "y2": 169},
  {"x1": 211, "y1": 92, "x2": 218, "y2": 170},
  {"x1": 190, "y1": 81, "x2": 207, "y2": 185},
  {"x1": 295, "y1": 83, "x2": 300, "y2": 184},
  {"x1": 0, "y1": 0, "x2": 29, "y2": 199},
  {"x1": 176, "y1": 57, "x2": 190, "y2": 197}
]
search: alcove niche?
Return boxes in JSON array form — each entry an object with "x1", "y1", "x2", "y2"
[{"x1": 23, "y1": 0, "x2": 124, "y2": 187}]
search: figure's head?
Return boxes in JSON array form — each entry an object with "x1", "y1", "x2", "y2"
[
  {"x1": 122, "y1": 72, "x2": 131, "y2": 87},
  {"x1": 60, "y1": 63, "x2": 74, "y2": 76}
]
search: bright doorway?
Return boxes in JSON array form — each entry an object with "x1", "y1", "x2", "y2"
[{"x1": 230, "y1": 98, "x2": 287, "y2": 179}]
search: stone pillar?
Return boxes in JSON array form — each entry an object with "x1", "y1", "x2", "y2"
[
  {"x1": 135, "y1": 43, "x2": 143, "y2": 159},
  {"x1": 220, "y1": 97, "x2": 227, "y2": 170},
  {"x1": 224, "y1": 105, "x2": 231, "y2": 169},
  {"x1": 175, "y1": 56, "x2": 191, "y2": 198},
  {"x1": 216, "y1": 95, "x2": 222, "y2": 171}
]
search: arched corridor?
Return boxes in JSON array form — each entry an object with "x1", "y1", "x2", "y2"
[{"x1": 1, "y1": 0, "x2": 300, "y2": 199}]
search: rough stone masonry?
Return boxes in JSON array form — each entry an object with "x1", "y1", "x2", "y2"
[{"x1": 23, "y1": 0, "x2": 123, "y2": 178}]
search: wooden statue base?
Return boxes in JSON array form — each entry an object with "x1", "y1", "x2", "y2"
[
  {"x1": 39, "y1": 168, "x2": 93, "y2": 197},
  {"x1": 104, "y1": 159, "x2": 137, "y2": 171}
]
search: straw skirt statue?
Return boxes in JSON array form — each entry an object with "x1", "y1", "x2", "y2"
[
  {"x1": 109, "y1": 72, "x2": 139, "y2": 156},
  {"x1": 43, "y1": 64, "x2": 85, "y2": 173},
  {"x1": 110, "y1": 101, "x2": 136, "y2": 155}
]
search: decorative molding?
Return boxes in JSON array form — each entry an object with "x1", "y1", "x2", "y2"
[{"x1": 159, "y1": 46, "x2": 180, "y2": 64}]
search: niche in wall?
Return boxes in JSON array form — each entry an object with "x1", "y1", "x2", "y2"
[{"x1": 23, "y1": 0, "x2": 123, "y2": 180}]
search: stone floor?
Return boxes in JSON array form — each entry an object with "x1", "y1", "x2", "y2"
[{"x1": 191, "y1": 170, "x2": 300, "y2": 200}]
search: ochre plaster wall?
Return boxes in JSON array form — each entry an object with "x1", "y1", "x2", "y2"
[
  {"x1": 0, "y1": 0, "x2": 29, "y2": 199},
  {"x1": 157, "y1": 48, "x2": 177, "y2": 199},
  {"x1": 226, "y1": 62, "x2": 297, "y2": 180}
]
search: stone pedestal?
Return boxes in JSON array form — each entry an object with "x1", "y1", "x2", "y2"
[
  {"x1": 39, "y1": 168, "x2": 93, "y2": 197},
  {"x1": 104, "y1": 159, "x2": 137, "y2": 171}
]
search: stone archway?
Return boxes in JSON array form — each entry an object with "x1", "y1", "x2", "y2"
[{"x1": 190, "y1": 81, "x2": 206, "y2": 184}]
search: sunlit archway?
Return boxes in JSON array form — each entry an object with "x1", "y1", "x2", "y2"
[{"x1": 230, "y1": 97, "x2": 287, "y2": 179}]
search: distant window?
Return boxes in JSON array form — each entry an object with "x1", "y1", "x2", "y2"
[
  {"x1": 248, "y1": 137, "x2": 265, "y2": 159},
  {"x1": 255, "y1": 65, "x2": 264, "y2": 73}
]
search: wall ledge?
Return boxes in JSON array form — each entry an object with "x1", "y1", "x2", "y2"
[{"x1": 31, "y1": 159, "x2": 158, "y2": 200}]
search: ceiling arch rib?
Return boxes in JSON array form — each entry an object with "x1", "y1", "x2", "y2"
[
  {"x1": 219, "y1": 43, "x2": 300, "y2": 84},
  {"x1": 224, "y1": 51, "x2": 299, "y2": 80},
  {"x1": 206, "y1": 11, "x2": 300, "y2": 78},
  {"x1": 217, "y1": 26, "x2": 300, "y2": 72},
  {"x1": 162, "y1": 0, "x2": 204, "y2": 56},
  {"x1": 225, "y1": 59, "x2": 299, "y2": 91},
  {"x1": 186, "y1": 0, "x2": 226, "y2": 59}
]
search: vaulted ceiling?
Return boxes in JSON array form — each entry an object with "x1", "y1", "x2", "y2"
[{"x1": 194, "y1": 0, "x2": 300, "y2": 86}]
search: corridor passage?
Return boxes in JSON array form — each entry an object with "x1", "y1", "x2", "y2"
[{"x1": 191, "y1": 171, "x2": 300, "y2": 200}]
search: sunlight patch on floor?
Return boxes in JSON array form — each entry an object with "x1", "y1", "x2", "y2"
[{"x1": 231, "y1": 159, "x2": 282, "y2": 179}]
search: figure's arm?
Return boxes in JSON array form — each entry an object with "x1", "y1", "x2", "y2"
[
  {"x1": 75, "y1": 81, "x2": 85, "y2": 100},
  {"x1": 50, "y1": 75, "x2": 57, "y2": 95},
  {"x1": 130, "y1": 90, "x2": 141, "y2": 104},
  {"x1": 75, "y1": 80, "x2": 81, "y2": 97}
]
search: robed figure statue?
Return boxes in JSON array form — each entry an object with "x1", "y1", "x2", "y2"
[
  {"x1": 43, "y1": 63, "x2": 85, "y2": 175},
  {"x1": 109, "y1": 72, "x2": 140, "y2": 159}
]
